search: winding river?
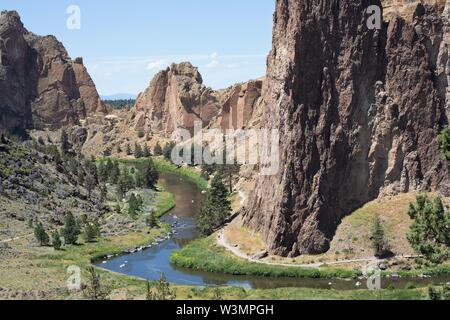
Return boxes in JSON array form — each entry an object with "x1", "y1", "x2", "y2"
[{"x1": 98, "y1": 172, "x2": 449, "y2": 290}]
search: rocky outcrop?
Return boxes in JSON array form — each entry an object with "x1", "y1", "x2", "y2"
[
  {"x1": 134, "y1": 62, "x2": 222, "y2": 136},
  {"x1": 382, "y1": 0, "x2": 447, "y2": 20},
  {"x1": 242, "y1": 0, "x2": 450, "y2": 256},
  {"x1": 0, "y1": 11, "x2": 107, "y2": 132},
  {"x1": 219, "y1": 79, "x2": 264, "y2": 130}
]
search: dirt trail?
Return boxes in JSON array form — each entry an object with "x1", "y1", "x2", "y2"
[{"x1": 216, "y1": 229, "x2": 418, "y2": 269}]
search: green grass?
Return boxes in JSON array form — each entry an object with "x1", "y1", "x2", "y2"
[
  {"x1": 112, "y1": 157, "x2": 208, "y2": 190},
  {"x1": 171, "y1": 237, "x2": 362, "y2": 279},
  {"x1": 154, "y1": 187, "x2": 176, "y2": 218}
]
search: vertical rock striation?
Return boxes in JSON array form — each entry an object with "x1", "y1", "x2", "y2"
[
  {"x1": 134, "y1": 62, "x2": 222, "y2": 136},
  {"x1": 242, "y1": 0, "x2": 450, "y2": 256}
]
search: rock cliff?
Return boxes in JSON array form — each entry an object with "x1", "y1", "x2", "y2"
[
  {"x1": 0, "y1": 11, "x2": 107, "y2": 132},
  {"x1": 134, "y1": 62, "x2": 222, "y2": 136},
  {"x1": 242, "y1": 0, "x2": 450, "y2": 256}
]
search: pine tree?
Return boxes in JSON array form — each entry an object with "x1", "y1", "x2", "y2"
[
  {"x1": 62, "y1": 212, "x2": 81, "y2": 245},
  {"x1": 407, "y1": 195, "x2": 450, "y2": 264},
  {"x1": 154, "y1": 142, "x2": 163, "y2": 156},
  {"x1": 83, "y1": 266, "x2": 111, "y2": 300},
  {"x1": 51, "y1": 231, "x2": 62, "y2": 250},
  {"x1": 146, "y1": 212, "x2": 158, "y2": 228},
  {"x1": 137, "y1": 158, "x2": 159, "y2": 189},
  {"x1": 110, "y1": 160, "x2": 120, "y2": 184},
  {"x1": 83, "y1": 222, "x2": 98, "y2": 243},
  {"x1": 126, "y1": 144, "x2": 132, "y2": 156},
  {"x1": 134, "y1": 143, "x2": 143, "y2": 159},
  {"x1": 60, "y1": 129, "x2": 70, "y2": 154},
  {"x1": 92, "y1": 219, "x2": 101, "y2": 238},
  {"x1": 128, "y1": 193, "x2": 141, "y2": 218},
  {"x1": 196, "y1": 173, "x2": 231, "y2": 236},
  {"x1": 370, "y1": 214, "x2": 389, "y2": 257},
  {"x1": 163, "y1": 142, "x2": 176, "y2": 162},
  {"x1": 143, "y1": 144, "x2": 151, "y2": 158},
  {"x1": 34, "y1": 222, "x2": 49, "y2": 246},
  {"x1": 439, "y1": 127, "x2": 450, "y2": 161}
]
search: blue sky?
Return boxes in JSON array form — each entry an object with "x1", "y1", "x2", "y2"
[{"x1": 1, "y1": 0, "x2": 275, "y2": 96}]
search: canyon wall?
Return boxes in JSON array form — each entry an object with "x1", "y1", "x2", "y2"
[
  {"x1": 0, "y1": 11, "x2": 107, "y2": 132},
  {"x1": 242, "y1": 0, "x2": 450, "y2": 256}
]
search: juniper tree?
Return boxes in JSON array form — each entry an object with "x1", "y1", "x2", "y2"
[
  {"x1": 126, "y1": 143, "x2": 132, "y2": 156},
  {"x1": 439, "y1": 127, "x2": 450, "y2": 162},
  {"x1": 83, "y1": 266, "x2": 111, "y2": 300},
  {"x1": 154, "y1": 142, "x2": 163, "y2": 156},
  {"x1": 407, "y1": 195, "x2": 450, "y2": 264},
  {"x1": 143, "y1": 144, "x2": 151, "y2": 158},
  {"x1": 196, "y1": 173, "x2": 231, "y2": 236},
  {"x1": 60, "y1": 129, "x2": 70, "y2": 154},
  {"x1": 34, "y1": 222, "x2": 49, "y2": 246},
  {"x1": 51, "y1": 231, "x2": 62, "y2": 250},
  {"x1": 146, "y1": 274, "x2": 176, "y2": 300},
  {"x1": 134, "y1": 143, "x2": 143, "y2": 159},
  {"x1": 62, "y1": 212, "x2": 81, "y2": 245},
  {"x1": 370, "y1": 214, "x2": 390, "y2": 257},
  {"x1": 137, "y1": 158, "x2": 159, "y2": 189}
]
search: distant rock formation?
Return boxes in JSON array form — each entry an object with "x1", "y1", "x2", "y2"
[
  {"x1": 219, "y1": 79, "x2": 265, "y2": 130},
  {"x1": 0, "y1": 11, "x2": 108, "y2": 132},
  {"x1": 242, "y1": 0, "x2": 450, "y2": 256},
  {"x1": 134, "y1": 62, "x2": 222, "y2": 136}
]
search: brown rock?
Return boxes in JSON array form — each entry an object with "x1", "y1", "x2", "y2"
[
  {"x1": 220, "y1": 80, "x2": 264, "y2": 130},
  {"x1": 242, "y1": 0, "x2": 450, "y2": 256},
  {"x1": 0, "y1": 11, "x2": 108, "y2": 132},
  {"x1": 134, "y1": 62, "x2": 222, "y2": 136}
]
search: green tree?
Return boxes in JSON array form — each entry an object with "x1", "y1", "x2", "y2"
[
  {"x1": 83, "y1": 266, "x2": 111, "y2": 300},
  {"x1": 126, "y1": 143, "x2": 132, "y2": 156},
  {"x1": 212, "y1": 287, "x2": 223, "y2": 300},
  {"x1": 196, "y1": 173, "x2": 231, "y2": 236},
  {"x1": 163, "y1": 142, "x2": 176, "y2": 162},
  {"x1": 60, "y1": 129, "x2": 70, "y2": 154},
  {"x1": 128, "y1": 193, "x2": 143, "y2": 219},
  {"x1": 146, "y1": 212, "x2": 158, "y2": 228},
  {"x1": 407, "y1": 195, "x2": 450, "y2": 264},
  {"x1": 117, "y1": 168, "x2": 134, "y2": 199},
  {"x1": 146, "y1": 274, "x2": 176, "y2": 300},
  {"x1": 83, "y1": 223, "x2": 97, "y2": 243},
  {"x1": 439, "y1": 127, "x2": 450, "y2": 162},
  {"x1": 370, "y1": 214, "x2": 390, "y2": 257},
  {"x1": 34, "y1": 222, "x2": 49, "y2": 246},
  {"x1": 143, "y1": 144, "x2": 151, "y2": 158},
  {"x1": 134, "y1": 143, "x2": 143, "y2": 159},
  {"x1": 62, "y1": 212, "x2": 81, "y2": 245},
  {"x1": 154, "y1": 142, "x2": 163, "y2": 156},
  {"x1": 51, "y1": 231, "x2": 62, "y2": 250},
  {"x1": 137, "y1": 158, "x2": 159, "y2": 189},
  {"x1": 110, "y1": 160, "x2": 120, "y2": 184}
]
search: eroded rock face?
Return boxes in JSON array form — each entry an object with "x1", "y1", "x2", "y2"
[
  {"x1": 0, "y1": 11, "x2": 107, "y2": 132},
  {"x1": 220, "y1": 79, "x2": 264, "y2": 130},
  {"x1": 242, "y1": 0, "x2": 450, "y2": 256},
  {"x1": 134, "y1": 62, "x2": 222, "y2": 136}
]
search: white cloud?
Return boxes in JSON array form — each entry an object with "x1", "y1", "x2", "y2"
[
  {"x1": 146, "y1": 59, "x2": 167, "y2": 70},
  {"x1": 210, "y1": 52, "x2": 219, "y2": 60},
  {"x1": 205, "y1": 60, "x2": 219, "y2": 68},
  {"x1": 227, "y1": 63, "x2": 239, "y2": 69}
]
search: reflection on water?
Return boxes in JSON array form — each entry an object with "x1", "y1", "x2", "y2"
[{"x1": 98, "y1": 172, "x2": 450, "y2": 290}]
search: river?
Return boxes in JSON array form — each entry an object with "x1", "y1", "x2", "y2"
[{"x1": 98, "y1": 172, "x2": 449, "y2": 290}]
